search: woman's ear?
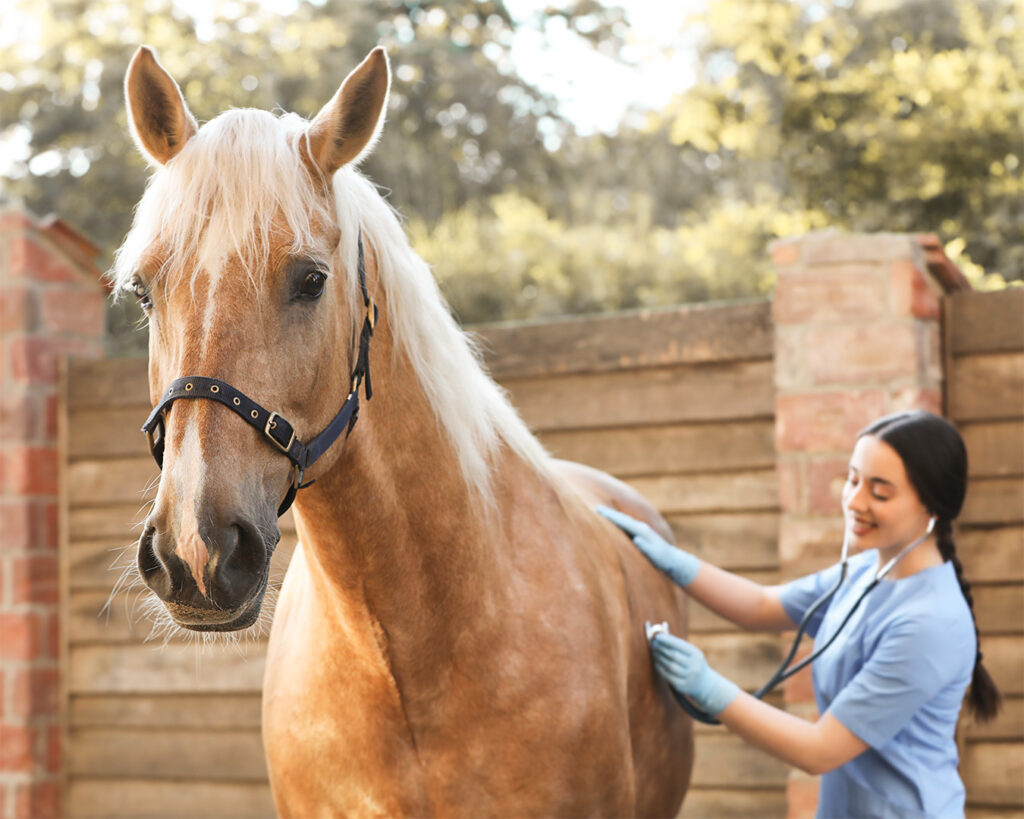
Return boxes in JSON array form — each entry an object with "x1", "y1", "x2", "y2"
[
  {"x1": 305, "y1": 47, "x2": 391, "y2": 178},
  {"x1": 125, "y1": 46, "x2": 198, "y2": 166}
]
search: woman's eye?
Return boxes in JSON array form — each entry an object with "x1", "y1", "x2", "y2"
[
  {"x1": 131, "y1": 278, "x2": 152, "y2": 310},
  {"x1": 299, "y1": 270, "x2": 327, "y2": 300}
]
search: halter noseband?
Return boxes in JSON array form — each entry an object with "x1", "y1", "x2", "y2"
[{"x1": 141, "y1": 232, "x2": 377, "y2": 517}]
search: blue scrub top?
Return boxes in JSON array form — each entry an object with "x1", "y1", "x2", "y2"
[{"x1": 779, "y1": 550, "x2": 976, "y2": 818}]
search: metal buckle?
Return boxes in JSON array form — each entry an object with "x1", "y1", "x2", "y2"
[
  {"x1": 367, "y1": 301, "x2": 376, "y2": 330},
  {"x1": 145, "y1": 414, "x2": 165, "y2": 459},
  {"x1": 265, "y1": 412, "x2": 296, "y2": 454},
  {"x1": 145, "y1": 424, "x2": 161, "y2": 459}
]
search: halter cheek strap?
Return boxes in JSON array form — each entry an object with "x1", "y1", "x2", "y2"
[{"x1": 141, "y1": 232, "x2": 377, "y2": 517}]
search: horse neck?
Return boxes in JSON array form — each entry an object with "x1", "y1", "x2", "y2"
[{"x1": 289, "y1": 303, "x2": 510, "y2": 651}]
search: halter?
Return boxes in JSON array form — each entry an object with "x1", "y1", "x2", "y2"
[{"x1": 141, "y1": 232, "x2": 377, "y2": 517}]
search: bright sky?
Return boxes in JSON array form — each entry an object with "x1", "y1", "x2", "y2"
[{"x1": 503, "y1": 0, "x2": 706, "y2": 134}]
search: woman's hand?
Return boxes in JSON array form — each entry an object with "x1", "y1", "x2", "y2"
[
  {"x1": 651, "y1": 632, "x2": 739, "y2": 717},
  {"x1": 596, "y1": 505, "x2": 700, "y2": 587}
]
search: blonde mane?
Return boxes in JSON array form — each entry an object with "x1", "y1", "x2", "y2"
[{"x1": 112, "y1": 107, "x2": 555, "y2": 503}]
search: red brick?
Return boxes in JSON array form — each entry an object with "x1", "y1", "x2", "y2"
[
  {"x1": 773, "y1": 265, "x2": 887, "y2": 325},
  {"x1": 38, "y1": 289, "x2": 106, "y2": 337},
  {"x1": 801, "y1": 232, "x2": 912, "y2": 266},
  {"x1": 0, "y1": 288, "x2": 36, "y2": 335},
  {"x1": 14, "y1": 780, "x2": 60, "y2": 819},
  {"x1": 11, "y1": 669, "x2": 59, "y2": 719},
  {"x1": 0, "y1": 724, "x2": 34, "y2": 772},
  {"x1": 0, "y1": 613, "x2": 42, "y2": 660},
  {"x1": 0, "y1": 392, "x2": 44, "y2": 442},
  {"x1": 889, "y1": 386, "x2": 942, "y2": 416},
  {"x1": 776, "y1": 458, "x2": 805, "y2": 515},
  {"x1": 786, "y1": 776, "x2": 820, "y2": 819},
  {"x1": 7, "y1": 236, "x2": 80, "y2": 285},
  {"x1": 0, "y1": 210, "x2": 34, "y2": 234},
  {"x1": 8, "y1": 336, "x2": 102, "y2": 385},
  {"x1": 805, "y1": 323, "x2": 918, "y2": 385},
  {"x1": 0, "y1": 501, "x2": 56, "y2": 551},
  {"x1": 5, "y1": 447, "x2": 58, "y2": 496},
  {"x1": 778, "y1": 515, "x2": 845, "y2": 577},
  {"x1": 44, "y1": 725, "x2": 60, "y2": 774},
  {"x1": 42, "y1": 393, "x2": 58, "y2": 441},
  {"x1": 776, "y1": 391, "x2": 888, "y2": 454},
  {"x1": 890, "y1": 260, "x2": 941, "y2": 320},
  {"x1": 770, "y1": 240, "x2": 801, "y2": 267},
  {"x1": 12, "y1": 556, "x2": 58, "y2": 605},
  {"x1": 806, "y1": 456, "x2": 851, "y2": 516}
]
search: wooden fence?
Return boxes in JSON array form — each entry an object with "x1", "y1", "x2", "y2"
[
  {"x1": 60, "y1": 300, "x2": 785, "y2": 817},
  {"x1": 945, "y1": 289, "x2": 1024, "y2": 814}
]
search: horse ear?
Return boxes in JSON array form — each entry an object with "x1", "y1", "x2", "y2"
[
  {"x1": 125, "y1": 46, "x2": 198, "y2": 166},
  {"x1": 306, "y1": 47, "x2": 390, "y2": 177}
]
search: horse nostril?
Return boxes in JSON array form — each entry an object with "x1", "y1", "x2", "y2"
[
  {"x1": 209, "y1": 520, "x2": 268, "y2": 607},
  {"x1": 138, "y1": 525, "x2": 173, "y2": 600}
]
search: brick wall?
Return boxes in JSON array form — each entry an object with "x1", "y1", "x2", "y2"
[
  {"x1": 769, "y1": 230, "x2": 969, "y2": 817},
  {"x1": 0, "y1": 210, "x2": 105, "y2": 819}
]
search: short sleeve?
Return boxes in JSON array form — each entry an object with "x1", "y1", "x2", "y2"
[
  {"x1": 777, "y1": 560, "x2": 846, "y2": 637},
  {"x1": 827, "y1": 616, "x2": 965, "y2": 749}
]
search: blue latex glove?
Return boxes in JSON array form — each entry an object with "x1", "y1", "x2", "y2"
[
  {"x1": 596, "y1": 505, "x2": 700, "y2": 587},
  {"x1": 650, "y1": 631, "x2": 739, "y2": 718}
]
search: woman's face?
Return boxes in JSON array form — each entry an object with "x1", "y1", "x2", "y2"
[{"x1": 841, "y1": 434, "x2": 933, "y2": 558}]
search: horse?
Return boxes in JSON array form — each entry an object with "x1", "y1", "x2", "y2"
[{"x1": 115, "y1": 45, "x2": 694, "y2": 816}]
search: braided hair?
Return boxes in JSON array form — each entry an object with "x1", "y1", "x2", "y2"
[{"x1": 861, "y1": 410, "x2": 1001, "y2": 722}]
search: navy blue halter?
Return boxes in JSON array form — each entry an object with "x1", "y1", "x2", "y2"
[{"x1": 141, "y1": 233, "x2": 377, "y2": 517}]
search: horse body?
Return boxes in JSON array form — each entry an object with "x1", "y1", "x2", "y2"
[{"x1": 117, "y1": 45, "x2": 693, "y2": 817}]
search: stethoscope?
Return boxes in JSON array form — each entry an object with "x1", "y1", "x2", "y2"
[{"x1": 648, "y1": 516, "x2": 937, "y2": 725}]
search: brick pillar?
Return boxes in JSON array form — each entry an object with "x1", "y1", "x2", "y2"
[
  {"x1": 769, "y1": 230, "x2": 968, "y2": 818},
  {"x1": 0, "y1": 210, "x2": 105, "y2": 818}
]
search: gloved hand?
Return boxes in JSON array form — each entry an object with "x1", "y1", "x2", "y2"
[
  {"x1": 596, "y1": 505, "x2": 700, "y2": 587},
  {"x1": 650, "y1": 631, "x2": 739, "y2": 718}
]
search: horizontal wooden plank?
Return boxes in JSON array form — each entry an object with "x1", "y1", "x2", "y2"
[
  {"x1": 69, "y1": 504, "x2": 152, "y2": 541},
  {"x1": 669, "y1": 512, "x2": 780, "y2": 572},
  {"x1": 950, "y1": 290, "x2": 1024, "y2": 356},
  {"x1": 68, "y1": 405, "x2": 152, "y2": 460},
  {"x1": 69, "y1": 728, "x2": 267, "y2": 780},
  {"x1": 69, "y1": 643, "x2": 266, "y2": 694},
  {"x1": 962, "y1": 478, "x2": 1024, "y2": 526},
  {"x1": 949, "y1": 353, "x2": 1024, "y2": 422},
  {"x1": 539, "y1": 420, "x2": 775, "y2": 478},
  {"x1": 973, "y1": 584, "x2": 1024, "y2": 635},
  {"x1": 70, "y1": 693, "x2": 263, "y2": 730},
  {"x1": 689, "y1": 733, "x2": 788, "y2": 788},
  {"x1": 961, "y1": 740, "x2": 1024, "y2": 807},
  {"x1": 961, "y1": 421, "x2": 1024, "y2": 479},
  {"x1": 66, "y1": 779, "x2": 274, "y2": 818},
  {"x1": 503, "y1": 361, "x2": 774, "y2": 432},
  {"x1": 962, "y1": 696, "x2": 1024, "y2": 742},
  {"x1": 681, "y1": 787, "x2": 787, "y2": 818},
  {"x1": 479, "y1": 299, "x2": 773, "y2": 379},
  {"x1": 627, "y1": 470, "x2": 779, "y2": 515},
  {"x1": 688, "y1": 571, "x2": 778, "y2": 633},
  {"x1": 68, "y1": 457, "x2": 159, "y2": 508},
  {"x1": 67, "y1": 589, "x2": 162, "y2": 645},
  {"x1": 958, "y1": 527, "x2": 1024, "y2": 583},
  {"x1": 984, "y1": 635, "x2": 1024, "y2": 697},
  {"x1": 67, "y1": 356, "x2": 150, "y2": 411}
]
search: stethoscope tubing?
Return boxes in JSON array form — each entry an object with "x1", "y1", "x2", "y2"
[{"x1": 670, "y1": 517, "x2": 937, "y2": 725}]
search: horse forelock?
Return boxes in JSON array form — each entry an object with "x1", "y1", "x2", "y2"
[{"x1": 112, "y1": 108, "x2": 333, "y2": 296}]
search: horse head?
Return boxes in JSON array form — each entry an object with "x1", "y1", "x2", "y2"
[{"x1": 117, "y1": 46, "x2": 390, "y2": 631}]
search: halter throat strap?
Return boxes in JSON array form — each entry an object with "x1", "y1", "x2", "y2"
[{"x1": 140, "y1": 232, "x2": 377, "y2": 517}]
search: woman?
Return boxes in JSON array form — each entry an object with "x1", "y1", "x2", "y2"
[{"x1": 599, "y1": 410, "x2": 1000, "y2": 818}]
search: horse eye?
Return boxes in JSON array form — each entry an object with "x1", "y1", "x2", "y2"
[
  {"x1": 130, "y1": 277, "x2": 152, "y2": 310},
  {"x1": 299, "y1": 270, "x2": 327, "y2": 300}
]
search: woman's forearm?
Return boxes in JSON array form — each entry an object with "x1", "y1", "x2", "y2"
[
  {"x1": 718, "y1": 691, "x2": 866, "y2": 775},
  {"x1": 685, "y1": 561, "x2": 792, "y2": 631}
]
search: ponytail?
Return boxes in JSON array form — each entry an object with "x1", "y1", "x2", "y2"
[{"x1": 935, "y1": 520, "x2": 1003, "y2": 723}]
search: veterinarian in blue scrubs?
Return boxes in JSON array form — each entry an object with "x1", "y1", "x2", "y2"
[{"x1": 600, "y1": 411, "x2": 1001, "y2": 818}]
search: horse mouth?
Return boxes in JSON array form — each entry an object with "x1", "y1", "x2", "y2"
[{"x1": 164, "y1": 581, "x2": 267, "y2": 632}]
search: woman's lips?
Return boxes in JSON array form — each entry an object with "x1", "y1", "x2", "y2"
[{"x1": 850, "y1": 519, "x2": 876, "y2": 536}]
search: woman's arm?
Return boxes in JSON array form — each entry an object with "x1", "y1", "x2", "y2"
[
  {"x1": 719, "y1": 693, "x2": 868, "y2": 775},
  {"x1": 597, "y1": 506, "x2": 794, "y2": 631}
]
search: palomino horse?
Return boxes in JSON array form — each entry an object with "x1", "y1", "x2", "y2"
[{"x1": 116, "y1": 45, "x2": 693, "y2": 816}]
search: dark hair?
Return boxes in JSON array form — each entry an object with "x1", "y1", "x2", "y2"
[{"x1": 861, "y1": 410, "x2": 1002, "y2": 722}]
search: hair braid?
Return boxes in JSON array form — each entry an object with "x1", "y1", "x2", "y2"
[{"x1": 935, "y1": 520, "x2": 1002, "y2": 722}]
